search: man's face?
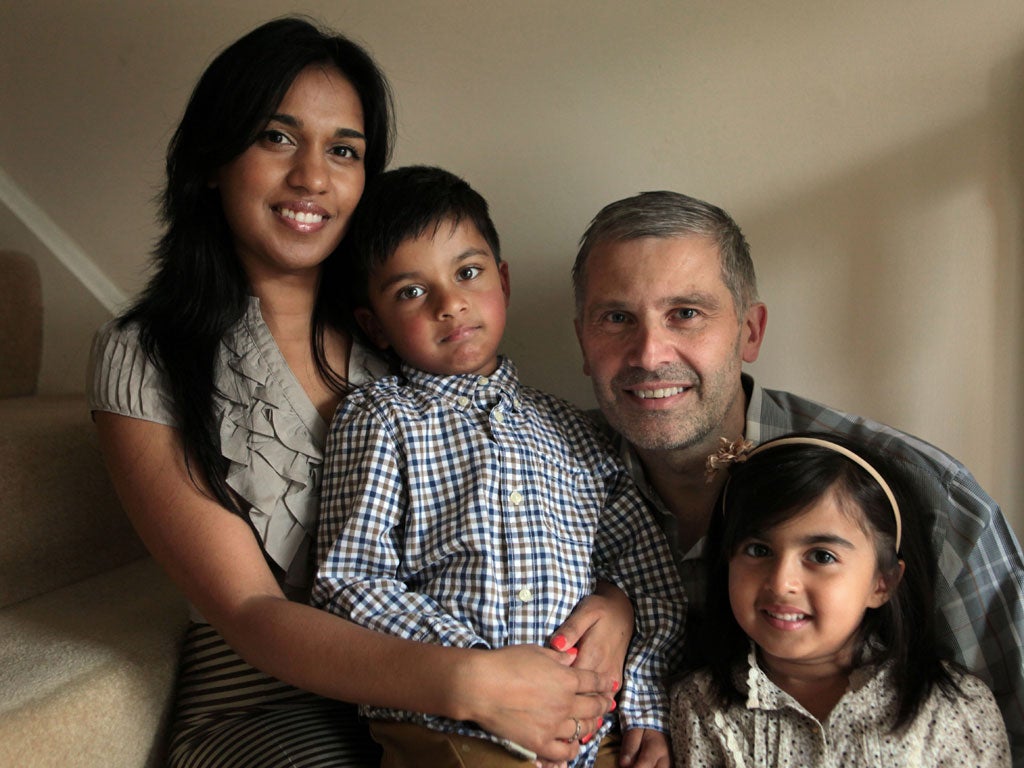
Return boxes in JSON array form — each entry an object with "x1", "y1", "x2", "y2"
[{"x1": 575, "y1": 235, "x2": 765, "y2": 454}]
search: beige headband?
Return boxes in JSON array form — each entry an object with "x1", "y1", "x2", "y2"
[{"x1": 718, "y1": 436, "x2": 902, "y2": 552}]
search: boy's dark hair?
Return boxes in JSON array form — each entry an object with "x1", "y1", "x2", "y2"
[
  {"x1": 343, "y1": 165, "x2": 501, "y2": 311},
  {"x1": 685, "y1": 431, "x2": 958, "y2": 732},
  {"x1": 121, "y1": 16, "x2": 394, "y2": 516}
]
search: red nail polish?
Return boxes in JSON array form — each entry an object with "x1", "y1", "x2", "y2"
[
  {"x1": 609, "y1": 699, "x2": 616, "y2": 711},
  {"x1": 567, "y1": 647, "x2": 578, "y2": 657},
  {"x1": 581, "y1": 733, "x2": 593, "y2": 745},
  {"x1": 551, "y1": 635, "x2": 568, "y2": 651},
  {"x1": 612, "y1": 680, "x2": 620, "y2": 692}
]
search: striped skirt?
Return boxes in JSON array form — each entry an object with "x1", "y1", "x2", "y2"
[{"x1": 168, "y1": 623, "x2": 382, "y2": 768}]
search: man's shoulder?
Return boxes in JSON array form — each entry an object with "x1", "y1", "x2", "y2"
[
  {"x1": 751, "y1": 380, "x2": 1003, "y2": 550},
  {"x1": 755, "y1": 383, "x2": 970, "y2": 480}
]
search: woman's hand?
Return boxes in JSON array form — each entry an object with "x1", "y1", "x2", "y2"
[
  {"x1": 549, "y1": 581, "x2": 634, "y2": 689},
  {"x1": 448, "y1": 644, "x2": 616, "y2": 764}
]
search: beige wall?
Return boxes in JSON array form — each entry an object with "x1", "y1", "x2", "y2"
[{"x1": 2, "y1": 1, "x2": 1021, "y2": 536}]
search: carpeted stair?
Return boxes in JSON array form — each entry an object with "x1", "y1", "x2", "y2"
[{"x1": 0, "y1": 250, "x2": 188, "y2": 767}]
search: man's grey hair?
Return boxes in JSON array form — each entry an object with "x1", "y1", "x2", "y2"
[{"x1": 572, "y1": 191, "x2": 758, "y2": 315}]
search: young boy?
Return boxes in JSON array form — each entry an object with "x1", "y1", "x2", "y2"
[{"x1": 312, "y1": 166, "x2": 684, "y2": 768}]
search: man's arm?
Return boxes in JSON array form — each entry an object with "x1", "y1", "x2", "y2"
[
  {"x1": 932, "y1": 468, "x2": 1024, "y2": 766},
  {"x1": 591, "y1": 461, "x2": 687, "y2": 734}
]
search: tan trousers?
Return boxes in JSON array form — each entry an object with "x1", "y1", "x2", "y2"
[{"x1": 369, "y1": 720, "x2": 621, "y2": 768}]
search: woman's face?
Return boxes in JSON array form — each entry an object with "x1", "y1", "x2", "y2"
[{"x1": 213, "y1": 64, "x2": 366, "y2": 287}]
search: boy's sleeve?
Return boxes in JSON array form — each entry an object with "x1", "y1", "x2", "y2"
[
  {"x1": 592, "y1": 455, "x2": 687, "y2": 733},
  {"x1": 311, "y1": 394, "x2": 486, "y2": 648}
]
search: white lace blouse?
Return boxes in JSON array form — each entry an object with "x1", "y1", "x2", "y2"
[{"x1": 670, "y1": 647, "x2": 1010, "y2": 767}]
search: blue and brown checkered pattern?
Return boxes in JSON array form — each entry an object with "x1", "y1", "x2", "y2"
[{"x1": 313, "y1": 357, "x2": 685, "y2": 763}]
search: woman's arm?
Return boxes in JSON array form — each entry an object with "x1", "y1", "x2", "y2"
[{"x1": 95, "y1": 412, "x2": 613, "y2": 761}]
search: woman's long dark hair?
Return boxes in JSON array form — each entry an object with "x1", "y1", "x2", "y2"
[
  {"x1": 687, "y1": 432, "x2": 957, "y2": 731},
  {"x1": 121, "y1": 16, "x2": 394, "y2": 513}
]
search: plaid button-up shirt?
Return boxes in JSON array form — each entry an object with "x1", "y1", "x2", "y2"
[{"x1": 313, "y1": 357, "x2": 685, "y2": 762}]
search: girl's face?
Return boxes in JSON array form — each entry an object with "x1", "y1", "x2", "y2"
[
  {"x1": 213, "y1": 65, "x2": 366, "y2": 288},
  {"x1": 728, "y1": 488, "x2": 897, "y2": 681}
]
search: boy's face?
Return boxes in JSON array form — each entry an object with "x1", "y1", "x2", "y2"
[{"x1": 356, "y1": 219, "x2": 510, "y2": 377}]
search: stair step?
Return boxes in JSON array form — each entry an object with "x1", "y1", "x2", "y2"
[
  {"x1": 0, "y1": 557, "x2": 187, "y2": 767},
  {"x1": 0, "y1": 394, "x2": 147, "y2": 608}
]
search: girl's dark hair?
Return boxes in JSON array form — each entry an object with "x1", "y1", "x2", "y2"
[
  {"x1": 120, "y1": 16, "x2": 394, "y2": 514},
  {"x1": 338, "y1": 165, "x2": 501, "y2": 366},
  {"x1": 687, "y1": 432, "x2": 956, "y2": 731}
]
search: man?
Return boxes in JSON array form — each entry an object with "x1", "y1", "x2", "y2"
[{"x1": 572, "y1": 190, "x2": 1024, "y2": 765}]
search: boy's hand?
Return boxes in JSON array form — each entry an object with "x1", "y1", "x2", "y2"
[
  {"x1": 619, "y1": 728, "x2": 670, "y2": 768},
  {"x1": 550, "y1": 582, "x2": 633, "y2": 687}
]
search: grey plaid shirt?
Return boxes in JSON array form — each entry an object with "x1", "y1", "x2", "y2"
[
  {"x1": 612, "y1": 373, "x2": 1024, "y2": 767},
  {"x1": 313, "y1": 357, "x2": 685, "y2": 761}
]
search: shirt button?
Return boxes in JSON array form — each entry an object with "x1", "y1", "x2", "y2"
[
  {"x1": 509, "y1": 490, "x2": 524, "y2": 505},
  {"x1": 478, "y1": 376, "x2": 489, "y2": 386},
  {"x1": 456, "y1": 396, "x2": 470, "y2": 407},
  {"x1": 493, "y1": 411, "x2": 505, "y2": 424},
  {"x1": 518, "y1": 587, "x2": 533, "y2": 602}
]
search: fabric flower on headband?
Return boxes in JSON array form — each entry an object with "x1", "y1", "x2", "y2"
[{"x1": 704, "y1": 437, "x2": 755, "y2": 483}]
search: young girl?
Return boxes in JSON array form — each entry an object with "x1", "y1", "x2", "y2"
[{"x1": 670, "y1": 433, "x2": 1010, "y2": 766}]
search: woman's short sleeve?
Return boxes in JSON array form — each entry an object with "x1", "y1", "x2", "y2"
[{"x1": 87, "y1": 319, "x2": 176, "y2": 427}]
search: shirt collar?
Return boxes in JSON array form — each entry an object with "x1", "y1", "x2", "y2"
[
  {"x1": 741, "y1": 640, "x2": 889, "y2": 715},
  {"x1": 349, "y1": 338, "x2": 392, "y2": 388},
  {"x1": 741, "y1": 372, "x2": 763, "y2": 445},
  {"x1": 399, "y1": 355, "x2": 521, "y2": 408}
]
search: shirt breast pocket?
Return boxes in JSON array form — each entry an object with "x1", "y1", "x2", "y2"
[{"x1": 521, "y1": 451, "x2": 605, "y2": 544}]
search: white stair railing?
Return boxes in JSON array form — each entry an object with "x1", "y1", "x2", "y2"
[{"x1": 0, "y1": 166, "x2": 126, "y2": 314}]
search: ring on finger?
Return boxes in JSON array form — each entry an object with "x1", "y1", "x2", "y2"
[{"x1": 569, "y1": 717, "x2": 582, "y2": 742}]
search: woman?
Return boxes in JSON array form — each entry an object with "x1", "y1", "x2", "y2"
[{"x1": 89, "y1": 16, "x2": 624, "y2": 768}]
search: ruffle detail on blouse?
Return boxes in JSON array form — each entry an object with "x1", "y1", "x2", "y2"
[
  {"x1": 706, "y1": 665, "x2": 750, "y2": 768},
  {"x1": 90, "y1": 299, "x2": 390, "y2": 596},
  {"x1": 744, "y1": 644, "x2": 762, "y2": 709},
  {"x1": 741, "y1": 643, "x2": 808, "y2": 716},
  {"x1": 218, "y1": 299, "x2": 328, "y2": 591}
]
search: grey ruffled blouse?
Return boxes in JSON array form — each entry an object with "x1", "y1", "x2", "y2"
[{"x1": 88, "y1": 296, "x2": 386, "y2": 615}]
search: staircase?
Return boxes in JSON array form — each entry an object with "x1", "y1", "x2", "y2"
[{"x1": 0, "y1": 250, "x2": 187, "y2": 767}]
